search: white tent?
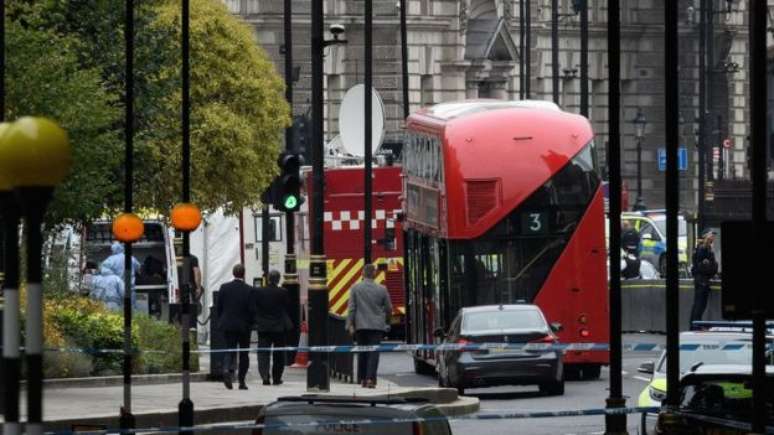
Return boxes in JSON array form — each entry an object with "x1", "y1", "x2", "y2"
[{"x1": 189, "y1": 209, "x2": 241, "y2": 344}]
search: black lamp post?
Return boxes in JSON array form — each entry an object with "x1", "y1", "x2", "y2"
[
  {"x1": 0, "y1": 117, "x2": 72, "y2": 435},
  {"x1": 632, "y1": 108, "x2": 647, "y2": 211}
]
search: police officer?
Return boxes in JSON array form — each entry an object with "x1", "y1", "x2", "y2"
[
  {"x1": 689, "y1": 230, "x2": 718, "y2": 329},
  {"x1": 621, "y1": 221, "x2": 641, "y2": 256}
]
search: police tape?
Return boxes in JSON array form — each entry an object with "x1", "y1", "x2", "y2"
[
  {"x1": 45, "y1": 406, "x2": 662, "y2": 434},
  {"x1": 11, "y1": 341, "x2": 767, "y2": 356}
]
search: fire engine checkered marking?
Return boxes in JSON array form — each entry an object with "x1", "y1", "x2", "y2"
[
  {"x1": 326, "y1": 256, "x2": 404, "y2": 316},
  {"x1": 323, "y1": 209, "x2": 402, "y2": 232}
]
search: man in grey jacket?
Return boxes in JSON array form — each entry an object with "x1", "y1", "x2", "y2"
[{"x1": 346, "y1": 264, "x2": 393, "y2": 388}]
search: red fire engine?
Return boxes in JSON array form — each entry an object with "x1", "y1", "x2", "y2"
[{"x1": 304, "y1": 166, "x2": 406, "y2": 333}]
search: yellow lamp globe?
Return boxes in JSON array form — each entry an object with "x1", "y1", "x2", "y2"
[
  {"x1": 0, "y1": 117, "x2": 71, "y2": 187},
  {"x1": 0, "y1": 123, "x2": 13, "y2": 192}
]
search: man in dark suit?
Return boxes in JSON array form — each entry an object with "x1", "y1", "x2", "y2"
[
  {"x1": 253, "y1": 270, "x2": 292, "y2": 385},
  {"x1": 216, "y1": 264, "x2": 254, "y2": 390}
]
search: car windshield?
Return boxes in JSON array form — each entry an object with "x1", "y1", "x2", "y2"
[
  {"x1": 462, "y1": 310, "x2": 545, "y2": 332},
  {"x1": 656, "y1": 341, "x2": 754, "y2": 373},
  {"x1": 653, "y1": 217, "x2": 687, "y2": 238}
]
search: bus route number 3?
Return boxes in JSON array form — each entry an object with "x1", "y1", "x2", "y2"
[{"x1": 521, "y1": 212, "x2": 548, "y2": 235}]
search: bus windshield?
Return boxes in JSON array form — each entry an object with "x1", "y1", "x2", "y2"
[{"x1": 448, "y1": 141, "x2": 600, "y2": 306}]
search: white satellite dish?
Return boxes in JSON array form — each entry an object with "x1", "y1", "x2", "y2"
[{"x1": 338, "y1": 84, "x2": 385, "y2": 157}]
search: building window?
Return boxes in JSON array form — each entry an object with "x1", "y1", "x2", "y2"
[{"x1": 421, "y1": 74, "x2": 434, "y2": 105}]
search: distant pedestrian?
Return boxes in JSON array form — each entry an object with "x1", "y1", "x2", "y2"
[
  {"x1": 216, "y1": 264, "x2": 255, "y2": 390},
  {"x1": 101, "y1": 242, "x2": 141, "y2": 288},
  {"x1": 80, "y1": 261, "x2": 99, "y2": 296},
  {"x1": 621, "y1": 221, "x2": 640, "y2": 256},
  {"x1": 90, "y1": 266, "x2": 126, "y2": 311},
  {"x1": 346, "y1": 264, "x2": 392, "y2": 388},
  {"x1": 253, "y1": 270, "x2": 292, "y2": 386},
  {"x1": 689, "y1": 230, "x2": 718, "y2": 329}
]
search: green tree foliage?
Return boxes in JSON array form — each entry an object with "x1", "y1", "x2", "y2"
[
  {"x1": 149, "y1": 0, "x2": 290, "y2": 213},
  {"x1": 8, "y1": 0, "x2": 289, "y2": 221},
  {"x1": 4, "y1": 18, "x2": 121, "y2": 224}
]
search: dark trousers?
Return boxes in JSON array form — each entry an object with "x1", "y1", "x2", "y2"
[
  {"x1": 689, "y1": 282, "x2": 711, "y2": 330},
  {"x1": 222, "y1": 330, "x2": 250, "y2": 383},
  {"x1": 258, "y1": 331, "x2": 286, "y2": 382},
  {"x1": 356, "y1": 330, "x2": 384, "y2": 383}
]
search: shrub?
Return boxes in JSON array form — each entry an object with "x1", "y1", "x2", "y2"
[
  {"x1": 47, "y1": 298, "x2": 129, "y2": 375},
  {"x1": 43, "y1": 339, "x2": 94, "y2": 379},
  {"x1": 135, "y1": 314, "x2": 199, "y2": 374},
  {"x1": 38, "y1": 292, "x2": 198, "y2": 377}
]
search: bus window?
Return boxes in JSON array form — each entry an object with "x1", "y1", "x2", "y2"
[{"x1": 448, "y1": 141, "x2": 600, "y2": 305}]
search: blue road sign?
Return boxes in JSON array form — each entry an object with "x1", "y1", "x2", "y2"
[{"x1": 658, "y1": 147, "x2": 688, "y2": 171}]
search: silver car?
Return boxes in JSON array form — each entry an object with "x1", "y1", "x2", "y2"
[
  {"x1": 435, "y1": 304, "x2": 564, "y2": 396},
  {"x1": 251, "y1": 396, "x2": 452, "y2": 435}
]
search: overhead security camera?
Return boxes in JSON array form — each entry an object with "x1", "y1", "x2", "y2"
[{"x1": 329, "y1": 24, "x2": 345, "y2": 39}]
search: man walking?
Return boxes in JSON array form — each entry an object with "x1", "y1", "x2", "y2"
[
  {"x1": 216, "y1": 264, "x2": 254, "y2": 390},
  {"x1": 689, "y1": 230, "x2": 718, "y2": 329},
  {"x1": 253, "y1": 270, "x2": 292, "y2": 386},
  {"x1": 347, "y1": 264, "x2": 392, "y2": 388}
]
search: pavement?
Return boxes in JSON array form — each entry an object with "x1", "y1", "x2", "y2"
[{"x1": 1, "y1": 350, "x2": 478, "y2": 432}]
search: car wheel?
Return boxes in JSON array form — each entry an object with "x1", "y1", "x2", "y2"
[
  {"x1": 581, "y1": 365, "x2": 601, "y2": 380},
  {"x1": 539, "y1": 380, "x2": 565, "y2": 396}
]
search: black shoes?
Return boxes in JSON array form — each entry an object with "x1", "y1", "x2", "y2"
[
  {"x1": 262, "y1": 379, "x2": 271, "y2": 386},
  {"x1": 223, "y1": 373, "x2": 233, "y2": 390},
  {"x1": 273, "y1": 379, "x2": 283, "y2": 386},
  {"x1": 239, "y1": 383, "x2": 248, "y2": 390}
]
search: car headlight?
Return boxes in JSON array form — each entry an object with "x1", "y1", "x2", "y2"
[{"x1": 649, "y1": 386, "x2": 666, "y2": 402}]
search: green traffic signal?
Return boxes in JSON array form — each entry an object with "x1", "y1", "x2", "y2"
[{"x1": 283, "y1": 194, "x2": 299, "y2": 210}]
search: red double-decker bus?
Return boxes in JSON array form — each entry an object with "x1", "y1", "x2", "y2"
[{"x1": 403, "y1": 100, "x2": 609, "y2": 379}]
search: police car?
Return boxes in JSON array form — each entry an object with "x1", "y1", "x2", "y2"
[
  {"x1": 251, "y1": 396, "x2": 452, "y2": 435},
  {"x1": 621, "y1": 211, "x2": 688, "y2": 277},
  {"x1": 654, "y1": 365, "x2": 774, "y2": 434},
  {"x1": 637, "y1": 326, "x2": 774, "y2": 434}
]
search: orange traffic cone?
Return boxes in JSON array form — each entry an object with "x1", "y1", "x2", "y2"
[{"x1": 291, "y1": 321, "x2": 310, "y2": 368}]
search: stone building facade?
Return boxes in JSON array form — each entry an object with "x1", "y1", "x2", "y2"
[{"x1": 226, "y1": 0, "x2": 757, "y2": 214}]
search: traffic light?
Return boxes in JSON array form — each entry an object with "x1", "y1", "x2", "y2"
[
  {"x1": 275, "y1": 151, "x2": 304, "y2": 212},
  {"x1": 292, "y1": 115, "x2": 312, "y2": 164}
]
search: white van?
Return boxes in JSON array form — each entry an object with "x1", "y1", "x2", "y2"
[{"x1": 79, "y1": 220, "x2": 179, "y2": 319}]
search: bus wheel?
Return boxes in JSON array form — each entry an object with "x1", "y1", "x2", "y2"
[
  {"x1": 564, "y1": 366, "x2": 581, "y2": 381},
  {"x1": 413, "y1": 358, "x2": 435, "y2": 376},
  {"x1": 581, "y1": 365, "x2": 601, "y2": 380}
]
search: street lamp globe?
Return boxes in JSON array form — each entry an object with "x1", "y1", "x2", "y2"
[{"x1": 0, "y1": 117, "x2": 71, "y2": 188}]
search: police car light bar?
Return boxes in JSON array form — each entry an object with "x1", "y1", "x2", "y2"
[{"x1": 692, "y1": 320, "x2": 774, "y2": 334}]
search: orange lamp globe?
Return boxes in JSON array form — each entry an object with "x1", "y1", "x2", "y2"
[
  {"x1": 170, "y1": 203, "x2": 202, "y2": 232},
  {"x1": 112, "y1": 213, "x2": 145, "y2": 243}
]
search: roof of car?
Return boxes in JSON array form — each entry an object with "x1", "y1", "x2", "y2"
[
  {"x1": 686, "y1": 364, "x2": 774, "y2": 376},
  {"x1": 460, "y1": 304, "x2": 540, "y2": 314},
  {"x1": 679, "y1": 330, "x2": 774, "y2": 341}
]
